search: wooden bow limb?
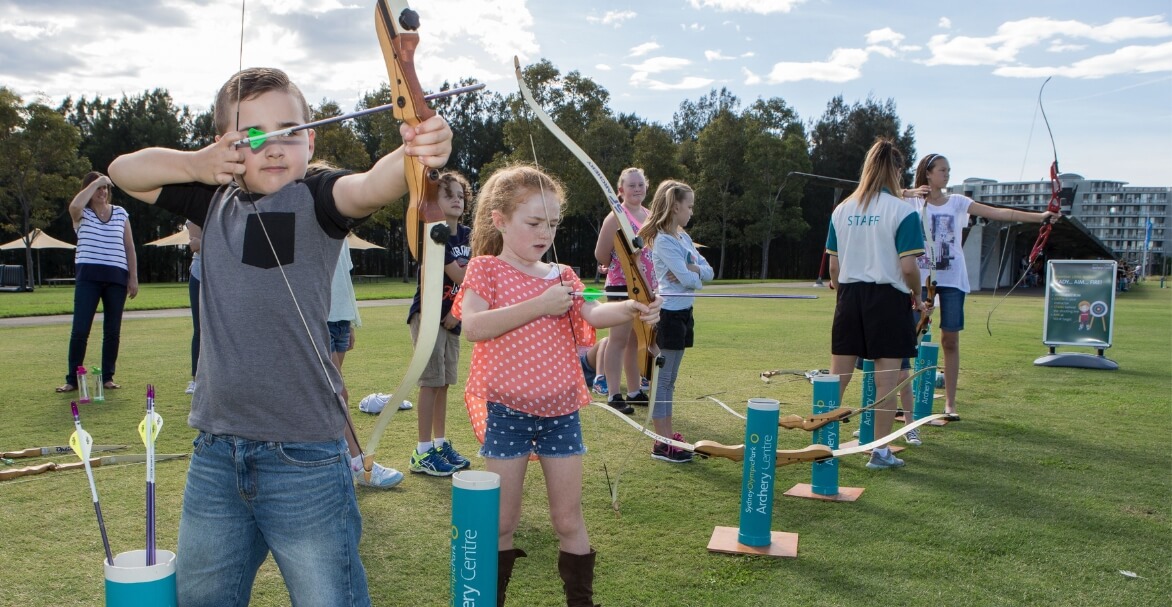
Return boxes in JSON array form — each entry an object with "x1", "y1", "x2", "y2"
[
  {"x1": 696, "y1": 414, "x2": 948, "y2": 466},
  {"x1": 0, "y1": 454, "x2": 187, "y2": 482},
  {"x1": 2, "y1": 445, "x2": 126, "y2": 459},
  {"x1": 693, "y1": 442, "x2": 833, "y2": 466},
  {"x1": 776, "y1": 365, "x2": 939, "y2": 433},
  {"x1": 362, "y1": 0, "x2": 451, "y2": 479}
]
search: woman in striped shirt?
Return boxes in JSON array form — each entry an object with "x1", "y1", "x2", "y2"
[{"x1": 56, "y1": 171, "x2": 138, "y2": 393}]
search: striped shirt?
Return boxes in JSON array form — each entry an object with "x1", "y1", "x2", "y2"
[{"x1": 75, "y1": 206, "x2": 129, "y2": 284}]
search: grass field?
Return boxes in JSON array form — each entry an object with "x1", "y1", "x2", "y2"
[{"x1": 0, "y1": 281, "x2": 1168, "y2": 607}]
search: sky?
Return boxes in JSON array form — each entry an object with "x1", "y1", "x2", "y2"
[{"x1": 2, "y1": 0, "x2": 1170, "y2": 187}]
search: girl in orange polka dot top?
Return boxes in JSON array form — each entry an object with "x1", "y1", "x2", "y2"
[{"x1": 453, "y1": 164, "x2": 662, "y2": 607}]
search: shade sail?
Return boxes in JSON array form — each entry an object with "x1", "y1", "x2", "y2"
[{"x1": 0, "y1": 229, "x2": 75, "y2": 250}]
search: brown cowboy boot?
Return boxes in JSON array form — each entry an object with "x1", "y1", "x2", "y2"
[
  {"x1": 496, "y1": 548, "x2": 527, "y2": 607},
  {"x1": 557, "y1": 549, "x2": 600, "y2": 607}
]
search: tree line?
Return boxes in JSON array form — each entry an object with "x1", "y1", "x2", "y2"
[{"x1": 0, "y1": 60, "x2": 917, "y2": 286}]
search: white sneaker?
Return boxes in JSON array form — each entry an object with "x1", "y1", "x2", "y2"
[
  {"x1": 185, "y1": 380, "x2": 196, "y2": 395},
  {"x1": 359, "y1": 393, "x2": 390, "y2": 414},
  {"x1": 398, "y1": 400, "x2": 413, "y2": 410},
  {"x1": 355, "y1": 463, "x2": 404, "y2": 488}
]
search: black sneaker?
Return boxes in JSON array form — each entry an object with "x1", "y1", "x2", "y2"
[
  {"x1": 608, "y1": 394, "x2": 634, "y2": 414},
  {"x1": 651, "y1": 442, "x2": 693, "y2": 463},
  {"x1": 627, "y1": 390, "x2": 649, "y2": 406}
]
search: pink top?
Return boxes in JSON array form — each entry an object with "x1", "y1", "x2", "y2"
[
  {"x1": 605, "y1": 205, "x2": 656, "y2": 290},
  {"x1": 453, "y1": 256, "x2": 596, "y2": 444}
]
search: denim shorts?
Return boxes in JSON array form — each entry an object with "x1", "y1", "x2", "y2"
[
  {"x1": 480, "y1": 402, "x2": 586, "y2": 459},
  {"x1": 327, "y1": 320, "x2": 351, "y2": 353},
  {"x1": 922, "y1": 286, "x2": 965, "y2": 332}
]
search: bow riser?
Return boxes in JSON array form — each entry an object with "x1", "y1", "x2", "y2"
[
  {"x1": 362, "y1": 0, "x2": 449, "y2": 475},
  {"x1": 375, "y1": 0, "x2": 444, "y2": 259}
]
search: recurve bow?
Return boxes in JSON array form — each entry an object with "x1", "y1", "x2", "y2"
[{"x1": 361, "y1": 0, "x2": 451, "y2": 479}]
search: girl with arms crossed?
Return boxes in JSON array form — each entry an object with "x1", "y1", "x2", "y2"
[{"x1": 636, "y1": 180, "x2": 713, "y2": 464}]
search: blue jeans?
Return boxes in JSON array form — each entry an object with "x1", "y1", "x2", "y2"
[
  {"x1": 177, "y1": 432, "x2": 370, "y2": 607},
  {"x1": 66, "y1": 278, "x2": 127, "y2": 385}
]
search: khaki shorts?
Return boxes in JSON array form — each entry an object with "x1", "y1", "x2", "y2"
[{"x1": 408, "y1": 313, "x2": 460, "y2": 387}]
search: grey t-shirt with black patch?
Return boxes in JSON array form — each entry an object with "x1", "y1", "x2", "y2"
[{"x1": 157, "y1": 171, "x2": 364, "y2": 442}]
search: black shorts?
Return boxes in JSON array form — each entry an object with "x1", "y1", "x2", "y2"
[
  {"x1": 657, "y1": 307, "x2": 695, "y2": 350},
  {"x1": 605, "y1": 284, "x2": 628, "y2": 302},
  {"x1": 831, "y1": 282, "x2": 917, "y2": 360}
]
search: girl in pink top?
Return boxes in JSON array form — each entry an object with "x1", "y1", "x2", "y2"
[
  {"x1": 454, "y1": 165, "x2": 661, "y2": 607},
  {"x1": 593, "y1": 167, "x2": 656, "y2": 413}
]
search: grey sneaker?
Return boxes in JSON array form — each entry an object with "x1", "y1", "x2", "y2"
[
  {"x1": 185, "y1": 380, "x2": 196, "y2": 395},
  {"x1": 904, "y1": 428, "x2": 922, "y2": 446},
  {"x1": 355, "y1": 463, "x2": 404, "y2": 488},
  {"x1": 865, "y1": 449, "x2": 905, "y2": 470}
]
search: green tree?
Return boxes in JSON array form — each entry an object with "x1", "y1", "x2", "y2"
[
  {"x1": 804, "y1": 95, "x2": 916, "y2": 278},
  {"x1": 0, "y1": 88, "x2": 88, "y2": 289},
  {"x1": 310, "y1": 99, "x2": 372, "y2": 171},
  {"x1": 691, "y1": 108, "x2": 746, "y2": 279},
  {"x1": 632, "y1": 123, "x2": 684, "y2": 189},
  {"x1": 739, "y1": 98, "x2": 811, "y2": 278}
]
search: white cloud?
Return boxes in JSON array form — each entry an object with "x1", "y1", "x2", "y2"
[
  {"x1": 683, "y1": 22, "x2": 705, "y2": 31},
  {"x1": 688, "y1": 0, "x2": 806, "y2": 15},
  {"x1": 626, "y1": 57, "x2": 692, "y2": 74},
  {"x1": 595, "y1": 64, "x2": 612, "y2": 72},
  {"x1": 629, "y1": 72, "x2": 715, "y2": 90},
  {"x1": 926, "y1": 15, "x2": 1172, "y2": 68},
  {"x1": 766, "y1": 47, "x2": 869, "y2": 83},
  {"x1": 629, "y1": 42, "x2": 661, "y2": 57},
  {"x1": 866, "y1": 27, "x2": 904, "y2": 46},
  {"x1": 742, "y1": 67, "x2": 761, "y2": 85},
  {"x1": 995, "y1": 40, "x2": 1172, "y2": 78},
  {"x1": 1048, "y1": 41, "x2": 1086, "y2": 53},
  {"x1": 705, "y1": 50, "x2": 736, "y2": 61},
  {"x1": 587, "y1": 10, "x2": 636, "y2": 27},
  {"x1": 938, "y1": 17, "x2": 951, "y2": 29}
]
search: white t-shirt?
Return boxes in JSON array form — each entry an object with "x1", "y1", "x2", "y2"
[
  {"x1": 826, "y1": 190, "x2": 925, "y2": 293},
  {"x1": 909, "y1": 194, "x2": 973, "y2": 292}
]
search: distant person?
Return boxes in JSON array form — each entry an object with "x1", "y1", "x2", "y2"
[
  {"x1": 186, "y1": 220, "x2": 201, "y2": 395},
  {"x1": 405, "y1": 171, "x2": 472, "y2": 478},
  {"x1": 902, "y1": 153, "x2": 1056, "y2": 421},
  {"x1": 57, "y1": 172, "x2": 138, "y2": 393},
  {"x1": 327, "y1": 235, "x2": 403, "y2": 489},
  {"x1": 593, "y1": 167, "x2": 655, "y2": 414},
  {"x1": 827, "y1": 139, "x2": 926, "y2": 471}
]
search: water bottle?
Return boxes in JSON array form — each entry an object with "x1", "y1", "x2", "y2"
[
  {"x1": 77, "y1": 366, "x2": 91, "y2": 404},
  {"x1": 92, "y1": 366, "x2": 105, "y2": 403}
]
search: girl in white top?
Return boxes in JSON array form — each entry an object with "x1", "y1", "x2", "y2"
[{"x1": 902, "y1": 154, "x2": 1056, "y2": 418}]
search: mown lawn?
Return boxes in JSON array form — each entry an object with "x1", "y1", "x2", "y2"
[{"x1": 0, "y1": 282, "x2": 1167, "y2": 606}]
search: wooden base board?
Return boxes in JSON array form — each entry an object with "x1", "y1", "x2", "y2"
[
  {"x1": 707, "y1": 526, "x2": 798, "y2": 558},
  {"x1": 783, "y1": 483, "x2": 864, "y2": 502},
  {"x1": 837, "y1": 440, "x2": 906, "y2": 455}
]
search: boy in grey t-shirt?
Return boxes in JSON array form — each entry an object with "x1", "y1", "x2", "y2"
[{"x1": 109, "y1": 67, "x2": 451, "y2": 606}]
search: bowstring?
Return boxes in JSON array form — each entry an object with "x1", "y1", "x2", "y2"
[{"x1": 233, "y1": 0, "x2": 354, "y2": 448}]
